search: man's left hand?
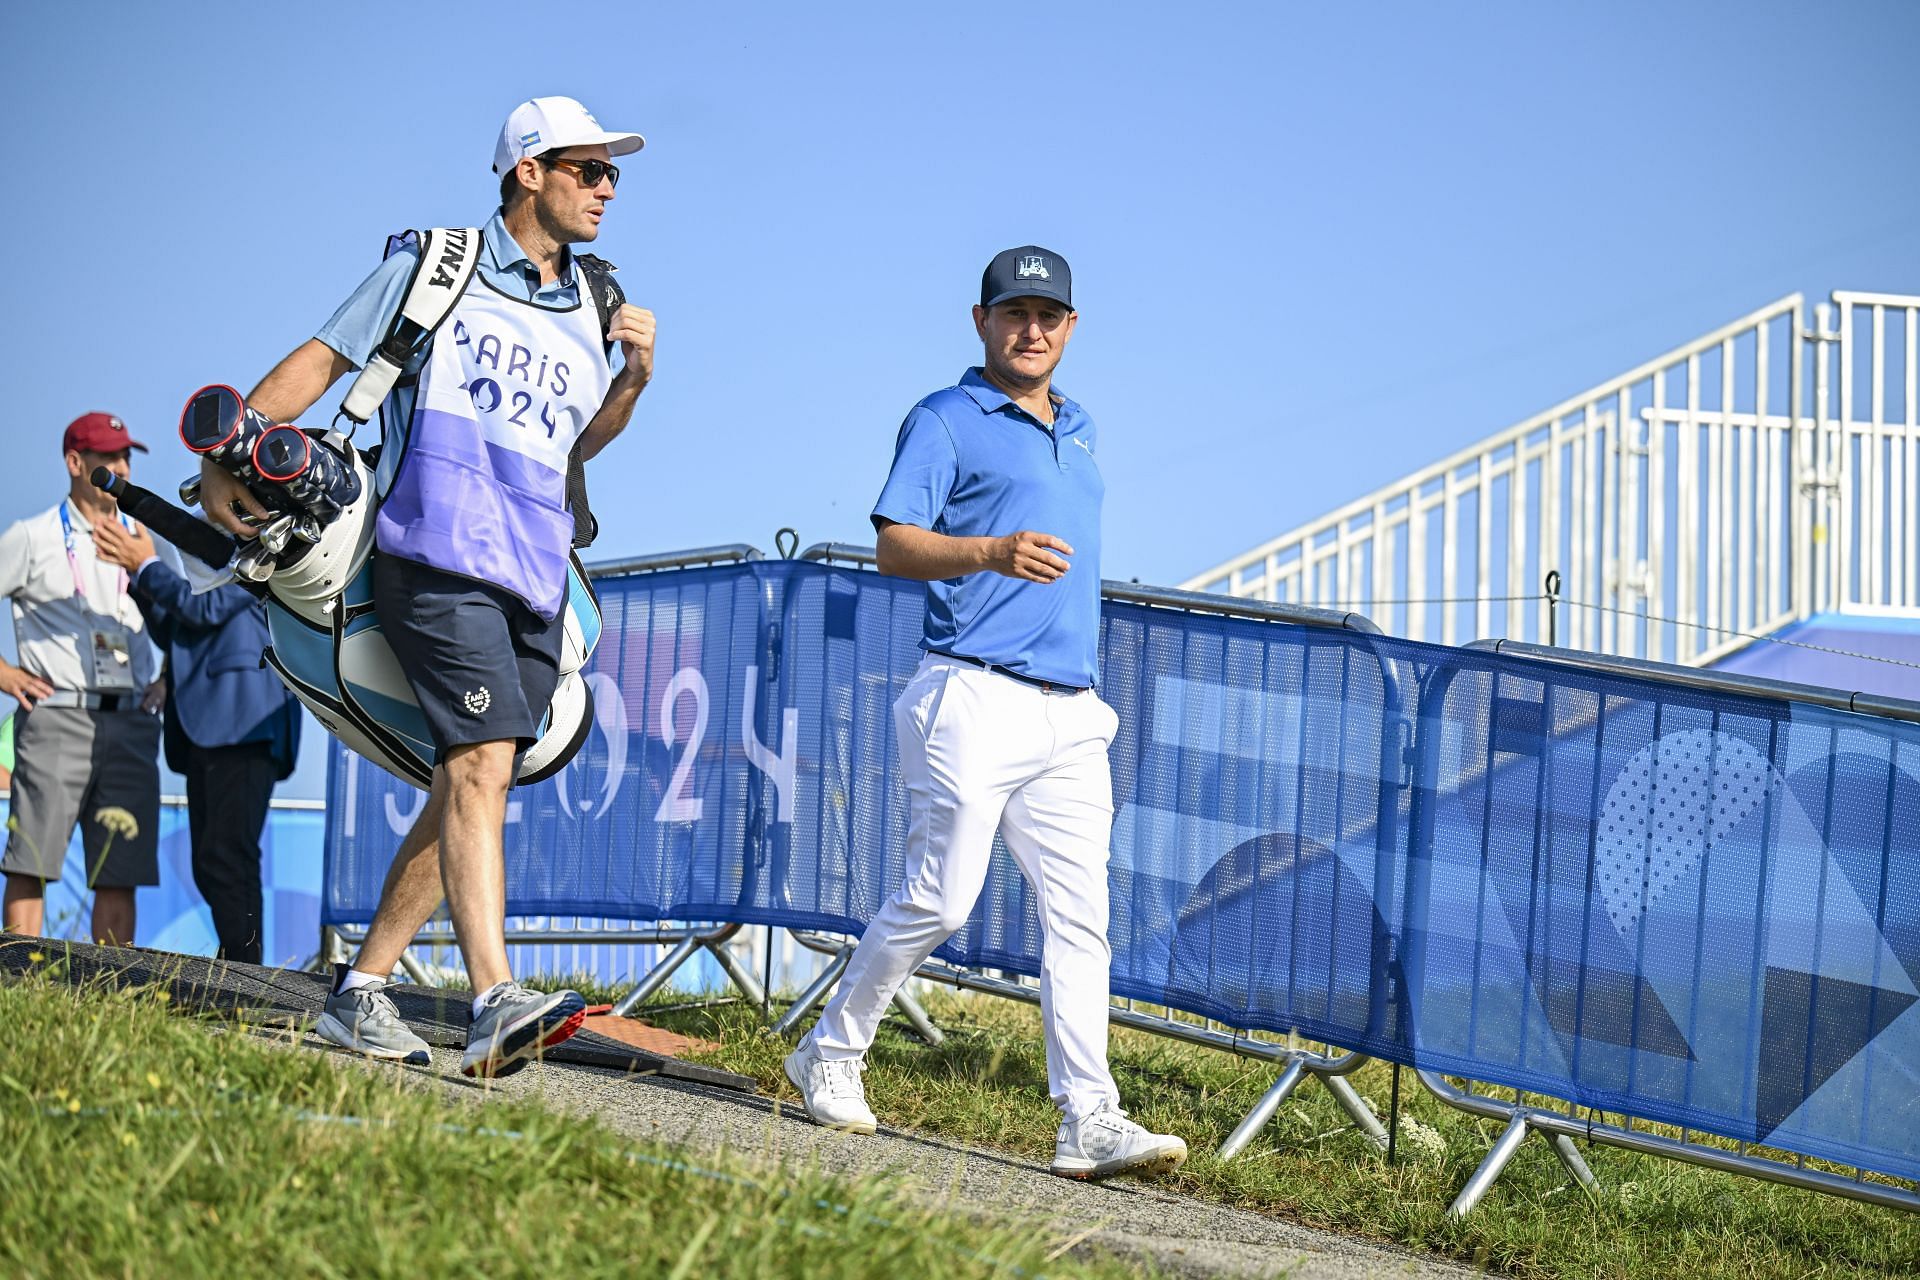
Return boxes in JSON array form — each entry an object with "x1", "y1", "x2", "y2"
[
  {"x1": 141, "y1": 678, "x2": 167, "y2": 715},
  {"x1": 609, "y1": 303, "x2": 656, "y2": 386},
  {"x1": 94, "y1": 520, "x2": 156, "y2": 573}
]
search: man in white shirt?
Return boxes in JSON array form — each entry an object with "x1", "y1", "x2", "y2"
[{"x1": 0, "y1": 413, "x2": 165, "y2": 945}]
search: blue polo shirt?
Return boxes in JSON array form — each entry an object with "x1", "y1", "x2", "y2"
[{"x1": 872, "y1": 368, "x2": 1104, "y2": 687}]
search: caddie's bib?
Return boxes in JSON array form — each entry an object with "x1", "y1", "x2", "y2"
[{"x1": 375, "y1": 274, "x2": 609, "y2": 619}]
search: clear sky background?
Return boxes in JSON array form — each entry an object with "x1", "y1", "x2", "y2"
[{"x1": 3, "y1": 1, "x2": 1917, "y2": 799}]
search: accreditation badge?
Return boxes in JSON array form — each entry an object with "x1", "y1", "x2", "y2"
[{"x1": 89, "y1": 624, "x2": 137, "y2": 692}]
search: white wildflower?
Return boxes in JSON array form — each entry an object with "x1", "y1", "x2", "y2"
[
  {"x1": 93, "y1": 807, "x2": 139, "y2": 839},
  {"x1": 1396, "y1": 1116, "x2": 1447, "y2": 1162}
]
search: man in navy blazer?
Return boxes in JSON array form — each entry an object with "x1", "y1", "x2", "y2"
[{"x1": 96, "y1": 520, "x2": 299, "y2": 964}]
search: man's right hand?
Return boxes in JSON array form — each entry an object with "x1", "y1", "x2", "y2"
[
  {"x1": 0, "y1": 662, "x2": 55, "y2": 710},
  {"x1": 199, "y1": 459, "x2": 270, "y2": 538},
  {"x1": 988, "y1": 531, "x2": 1073, "y2": 583}
]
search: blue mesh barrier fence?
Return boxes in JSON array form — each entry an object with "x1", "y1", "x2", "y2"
[
  {"x1": 322, "y1": 559, "x2": 1920, "y2": 1181},
  {"x1": 1402, "y1": 643, "x2": 1920, "y2": 1181},
  {"x1": 0, "y1": 795, "x2": 322, "y2": 966},
  {"x1": 325, "y1": 562, "x2": 1406, "y2": 1048}
]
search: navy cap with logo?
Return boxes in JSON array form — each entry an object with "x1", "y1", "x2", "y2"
[{"x1": 981, "y1": 245, "x2": 1073, "y2": 311}]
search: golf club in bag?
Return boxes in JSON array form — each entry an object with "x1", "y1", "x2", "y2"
[{"x1": 93, "y1": 384, "x2": 601, "y2": 790}]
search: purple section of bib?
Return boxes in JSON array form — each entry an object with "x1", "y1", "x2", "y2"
[{"x1": 376, "y1": 406, "x2": 573, "y2": 619}]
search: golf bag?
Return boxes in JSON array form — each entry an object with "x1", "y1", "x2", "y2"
[{"x1": 120, "y1": 227, "x2": 621, "y2": 790}]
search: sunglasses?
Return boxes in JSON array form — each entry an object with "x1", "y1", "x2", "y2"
[{"x1": 540, "y1": 155, "x2": 620, "y2": 190}]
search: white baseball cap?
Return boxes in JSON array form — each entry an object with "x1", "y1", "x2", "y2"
[{"x1": 492, "y1": 95, "x2": 645, "y2": 174}]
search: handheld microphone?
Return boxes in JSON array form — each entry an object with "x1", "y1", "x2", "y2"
[{"x1": 90, "y1": 467, "x2": 237, "y2": 571}]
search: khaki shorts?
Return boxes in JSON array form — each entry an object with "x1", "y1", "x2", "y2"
[{"x1": 2, "y1": 705, "x2": 161, "y2": 887}]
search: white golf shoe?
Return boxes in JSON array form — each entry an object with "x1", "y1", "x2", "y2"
[
  {"x1": 1051, "y1": 1102, "x2": 1188, "y2": 1180},
  {"x1": 783, "y1": 1035, "x2": 878, "y2": 1134}
]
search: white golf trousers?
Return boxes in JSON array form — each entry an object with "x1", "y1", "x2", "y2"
[{"x1": 812, "y1": 655, "x2": 1122, "y2": 1122}]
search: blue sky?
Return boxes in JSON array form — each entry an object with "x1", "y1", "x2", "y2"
[{"x1": 3, "y1": 1, "x2": 1917, "y2": 797}]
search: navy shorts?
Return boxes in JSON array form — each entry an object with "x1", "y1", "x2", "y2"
[{"x1": 374, "y1": 554, "x2": 563, "y2": 759}]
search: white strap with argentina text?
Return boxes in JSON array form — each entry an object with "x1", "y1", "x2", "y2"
[{"x1": 338, "y1": 226, "x2": 483, "y2": 425}]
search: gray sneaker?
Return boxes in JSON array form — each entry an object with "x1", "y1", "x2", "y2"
[
  {"x1": 461, "y1": 983, "x2": 586, "y2": 1079},
  {"x1": 314, "y1": 965, "x2": 432, "y2": 1066}
]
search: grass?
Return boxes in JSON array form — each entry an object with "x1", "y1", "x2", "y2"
[
  {"x1": 0, "y1": 960, "x2": 1153, "y2": 1280},
  {"x1": 636, "y1": 983, "x2": 1920, "y2": 1280}
]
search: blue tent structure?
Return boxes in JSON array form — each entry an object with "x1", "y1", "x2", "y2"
[{"x1": 1711, "y1": 612, "x2": 1920, "y2": 703}]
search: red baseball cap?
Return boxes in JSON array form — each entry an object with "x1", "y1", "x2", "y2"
[{"x1": 62, "y1": 411, "x2": 148, "y2": 455}]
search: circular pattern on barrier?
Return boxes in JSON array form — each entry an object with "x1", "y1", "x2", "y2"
[{"x1": 1595, "y1": 728, "x2": 1771, "y2": 937}]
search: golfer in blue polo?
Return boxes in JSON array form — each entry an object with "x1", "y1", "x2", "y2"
[{"x1": 785, "y1": 246, "x2": 1188, "y2": 1180}]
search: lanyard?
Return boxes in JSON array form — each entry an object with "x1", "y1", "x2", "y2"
[{"x1": 58, "y1": 500, "x2": 131, "y2": 614}]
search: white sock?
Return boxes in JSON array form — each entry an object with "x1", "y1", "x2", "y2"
[
  {"x1": 472, "y1": 982, "x2": 511, "y2": 1020},
  {"x1": 337, "y1": 967, "x2": 385, "y2": 995}
]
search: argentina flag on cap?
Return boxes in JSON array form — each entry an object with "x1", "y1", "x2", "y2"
[{"x1": 493, "y1": 96, "x2": 645, "y2": 174}]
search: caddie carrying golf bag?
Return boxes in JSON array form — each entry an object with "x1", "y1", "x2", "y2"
[{"x1": 103, "y1": 227, "x2": 620, "y2": 790}]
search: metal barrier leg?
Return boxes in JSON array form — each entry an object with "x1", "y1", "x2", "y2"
[
  {"x1": 397, "y1": 949, "x2": 438, "y2": 987},
  {"x1": 1548, "y1": 1132, "x2": 1599, "y2": 1191},
  {"x1": 704, "y1": 937, "x2": 768, "y2": 1009},
  {"x1": 1321, "y1": 1069, "x2": 1390, "y2": 1150},
  {"x1": 302, "y1": 926, "x2": 344, "y2": 973},
  {"x1": 1449, "y1": 1114, "x2": 1531, "y2": 1217},
  {"x1": 1217, "y1": 1058, "x2": 1308, "y2": 1160},
  {"x1": 768, "y1": 933, "x2": 940, "y2": 1043},
  {"x1": 768, "y1": 948, "x2": 851, "y2": 1037},
  {"x1": 889, "y1": 984, "x2": 944, "y2": 1046},
  {"x1": 610, "y1": 936, "x2": 703, "y2": 1017}
]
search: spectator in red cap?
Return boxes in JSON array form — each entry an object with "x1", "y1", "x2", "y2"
[{"x1": 0, "y1": 413, "x2": 165, "y2": 945}]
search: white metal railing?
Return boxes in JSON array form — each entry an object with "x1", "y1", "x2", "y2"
[
  {"x1": 1827, "y1": 292, "x2": 1920, "y2": 616},
  {"x1": 1185, "y1": 290, "x2": 1920, "y2": 664}
]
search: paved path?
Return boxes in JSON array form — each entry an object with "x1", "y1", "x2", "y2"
[{"x1": 310, "y1": 1035, "x2": 1478, "y2": 1280}]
